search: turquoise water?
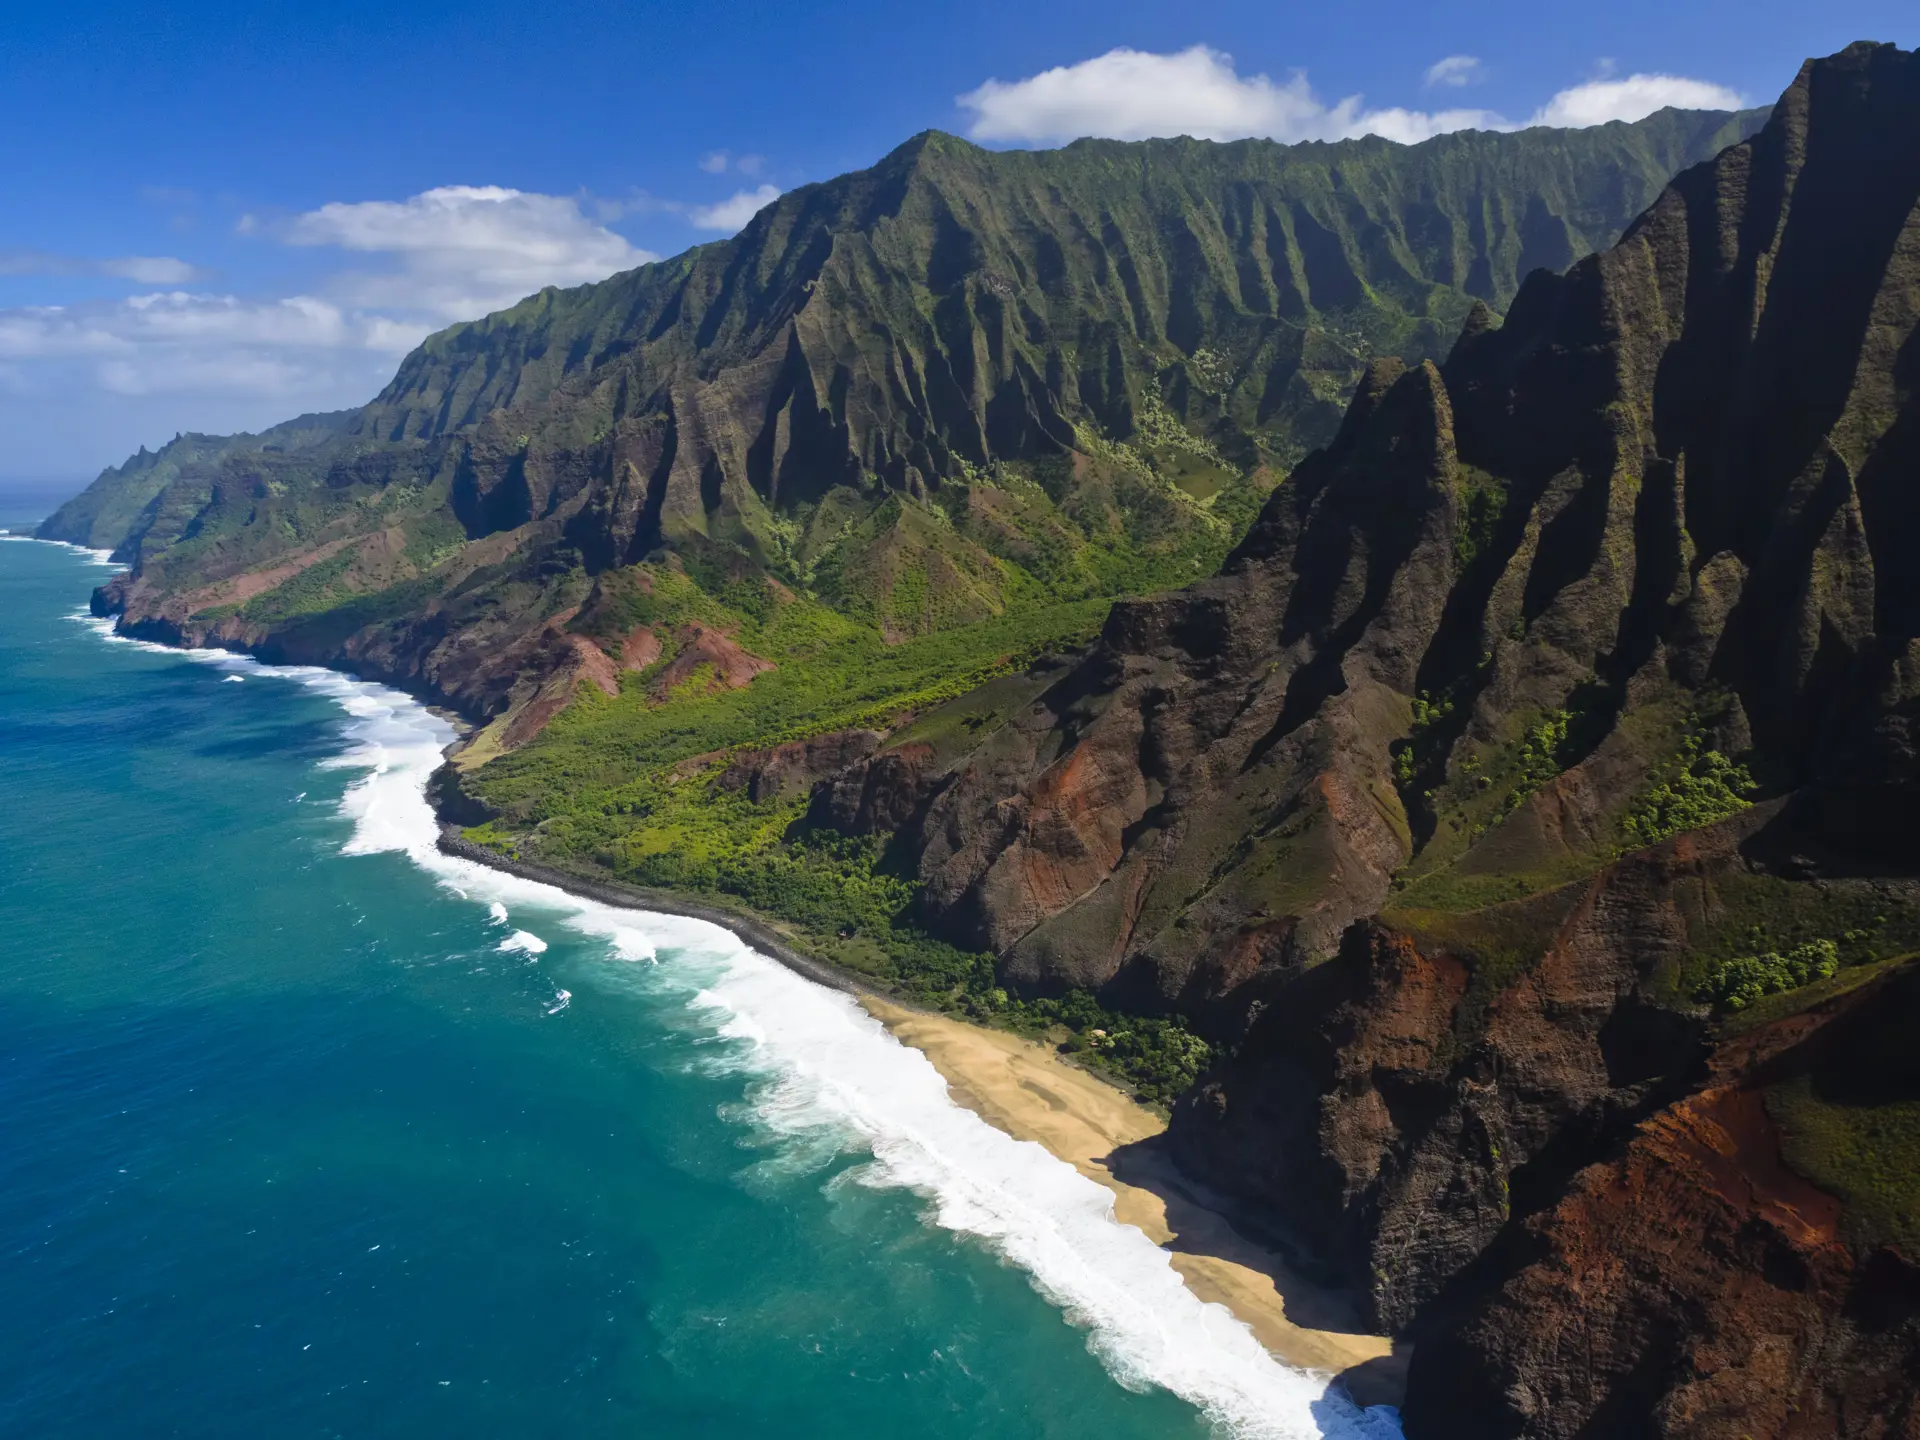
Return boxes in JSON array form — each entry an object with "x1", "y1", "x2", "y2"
[{"x1": 0, "y1": 530, "x2": 1399, "y2": 1440}]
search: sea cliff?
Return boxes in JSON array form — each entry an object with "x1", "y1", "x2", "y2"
[{"x1": 53, "y1": 46, "x2": 1920, "y2": 1435}]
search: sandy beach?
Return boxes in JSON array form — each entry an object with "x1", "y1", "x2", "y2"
[
  {"x1": 435, "y1": 832, "x2": 1406, "y2": 1403},
  {"x1": 859, "y1": 996, "x2": 1407, "y2": 1405}
]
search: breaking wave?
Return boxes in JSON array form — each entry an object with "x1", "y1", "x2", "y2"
[{"x1": 58, "y1": 540, "x2": 1402, "y2": 1440}]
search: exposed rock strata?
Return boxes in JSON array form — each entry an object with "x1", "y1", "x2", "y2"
[
  {"x1": 61, "y1": 110, "x2": 1761, "y2": 744},
  {"x1": 1403, "y1": 960, "x2": 1920, "y2": 1439},
  {"x1": 815, "y1": 42, "x2": 1920, "y2": 1435}
]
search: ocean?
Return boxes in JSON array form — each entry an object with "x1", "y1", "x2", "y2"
[{"x1": 0, "y1": 526, "x2": 1402, "y2": 1439}]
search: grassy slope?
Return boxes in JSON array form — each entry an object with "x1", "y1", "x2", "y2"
[
  {"x1": 45, "y1": 111, "x2": 1769, "y2": 1100},
  {"x1": 461, "y1": 541, "x2": 1218, "y2": 1102},
  {"x1": 1749, "y1": 955, "x2": 1920, "y2": 1254}
]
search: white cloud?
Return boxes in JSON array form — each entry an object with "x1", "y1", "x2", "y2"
[
  {"x1": 280, "y1": 185, "x2": 658, "y2": 321},
  {"x1": 1, "y1": 185, "x2": 686, "y2": 474},
  {"x1": 0, "y1": 292, "x2": 409, "y2": 359},
  {"x1": 957, "y1": 45, "x2": 1740, "y2": 147},
  {"x1": 1330, "y1": 104, "x2": 1507, "y2": 145},
  {"x1": 96, "y1": 353, "x2": 323, "y2": 396},
  {"x1": 0, "y1": 249, "x2": 207, "y2": 284},
  {"x1": 688, "y1": 185, "x2": 781, "y2": 233},
  {"x1": 1527, "y1": 74, "x2": 1744, "y2": 127},
  {"x1": 960, "y1": 47, "x2": 1340, "y2": 144},
  {"x1": 100, "y1": 256, "x2": 204, "y2": 284},
  {"x1": 0, "y1": 289, "x2": 424, "y2": 413},
  {"x1": 0, "y1": 182, "x2": 666, "y2": 441},
  {"x1": 1425, "y1": 55, "x2": 1482, "y2": 89},
  {"x1": 698, "y1": 151, "x2": 766, "y2": 177}
]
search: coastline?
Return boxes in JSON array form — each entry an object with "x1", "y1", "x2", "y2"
[
  {"x1": 858, "y1": 996, "x2": 1405, "y2": 1402},
  {"x1": 15, "y1": 541, "x2": 1414, "y2": 1440},
  {"x1": 48, "y1": 545, "x2": 1413, "y2": 1436},
  {"x1": 437, "y1": 828, "x2": 866, "y2": 998},
  {"x1": 67, "y1": 552, "x2": 1407, "y2": 1415},
  {"x1": 437, "y1": 825, "x2": 1405, "y2": 1404}
]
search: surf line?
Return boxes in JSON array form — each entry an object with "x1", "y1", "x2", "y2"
[{"x1": 51, "y1": 544, "x2": 1402, "y2": 1440}]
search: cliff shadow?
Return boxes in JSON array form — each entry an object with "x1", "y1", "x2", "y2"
[{"x1": 1101, "y1": 1134, "x2": 1409, "y2": 1407}]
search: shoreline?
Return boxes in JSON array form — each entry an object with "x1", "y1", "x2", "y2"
[
  {"x1": 29, "y1": 546, "x2": 1413, "y2": 1438},
  {"x1": 437, "y1": 829, "x2": 868, "y2": 999},
  {"x1": 66, "y1": 556, "x2": 1408, "y2": 1409},
  {"x1": 438, "y1": 827, "x2": 1406, "y2": 1404}
]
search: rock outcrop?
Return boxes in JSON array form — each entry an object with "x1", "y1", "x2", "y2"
[
  {"x1": 858, "y1": 42, "x2": 1920, "y2": 1019},
  {"x1": 817, "y1": 41, "x2": 1920, "y2": 1435},
  {"x1": 39, "y1": 41, "x2": 1920, "y2": 1437},
  {"x1": 54, "y1": 110, "x2": 1761, "y2": 741},
  {"x1": 1403, "y1": 958, "x2": 1920, "y2": 1439},
  {"x1": 875, "y1": 355, "x2": 1461, "y2": 1025}
]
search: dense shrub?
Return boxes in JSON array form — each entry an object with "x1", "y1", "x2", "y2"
[
  {"x1": 1696, "y1": 938, "x2": 1840, "y2": 1010},
  {"x1": 1624, "y1": 737, "x2": 1755, "y2": 846}
]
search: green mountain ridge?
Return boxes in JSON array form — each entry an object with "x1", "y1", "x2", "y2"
[
  {"x1": 70, "y1": 86, "x2": 1920, "y2": 1436},
  {"x1": 46, "y1": 108, "x2": 1764, "y2": 739},
  {"x1": 44, "y1": 100, "x2": 1769, "y2": 1113}
]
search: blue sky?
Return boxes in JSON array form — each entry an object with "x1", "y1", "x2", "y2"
[{"x1": 3, "y1": 0, "x2": 1912, "y2": 486}]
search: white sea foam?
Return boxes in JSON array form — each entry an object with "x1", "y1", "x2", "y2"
[
  {"x1": 488, "y1": 901, "x2": 509, "y2": 925},
  {"x1": 59, "y1": 563, "x2": 1403, "y2": 1440},
  {"x1": 499, "y1": 930, "x2": 549, "y2": 956},
  {"x1": 223, "y1": 674, "x2": 246, "y2": 683},
  {"x1": 2, "y1": 535, "x2": 116, "y2": 565},
  {"x1": 561, "y1": 911, "x2": 657, "y2": 962}
]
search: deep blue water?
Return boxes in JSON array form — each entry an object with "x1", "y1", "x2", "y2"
[{"x1": 0, "y1": 528, "x2": 1398, "y2": 1440}]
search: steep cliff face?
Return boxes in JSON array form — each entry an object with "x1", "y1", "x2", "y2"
[
  {"x1": 877, "y1": 354, "x2": 1461, "y2": 1022},
  {"x1": 37, "y1": 410, "x2": 352, "y2": 555},
  {"x1": 808, "y1": 40, "x2": 1920, "y2": 1433},
  {"x1": 1403, "y1": 958, "x2": 1920, "y2": 1439},
  {"x1": 860, "y1": 43, "x2": 1920, "y2": 1017},
  {"x1": 1167, "y1": 809, "x2": 1820, "y2": 1327},
  {"x1": 53, "y1": 112, "x2": 1758, "y2": 742}
]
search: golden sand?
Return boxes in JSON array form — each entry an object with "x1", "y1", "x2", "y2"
[{"x1": 858, "y1": 996, "x2": 1407, "y2": 1403}]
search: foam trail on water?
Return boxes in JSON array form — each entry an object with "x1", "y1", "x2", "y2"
[
  {"x1": 55, "y1": 549, "x2": 1401, "y2": 1440},
  {"x1": 4, "y1": 536, "x2": 116, "y2": 565},
  {"x1": 499, "y1": 930, "x2": 548, "y2": 956},
  {"x1": 488, "y1": 902, "x2": 509, "y2": 925}
]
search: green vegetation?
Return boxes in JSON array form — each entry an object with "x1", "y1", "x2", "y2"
[
  {"x1": 1668, "y1": 876, "x2": 1920, "y2": 1008},
  {"x1": 1695, "y1": 938, "x2": 1840, "y2": 1010},
  {"x1": 480, "y1": 585, "x2": 1106, "y2": 819},
  {"x1": 1722, "y1": 948, "x2": 1916, "y2": 1033},
  {"x1": 1623, "y1": 735, "x2": 1755, "y2": 846},
  {"x1": 467, "y1": 817, "x2": 1211, "y2": 1103},
  {"x1": 460, "y1": 552, "x2": 1216, "y2": 1102},
  {"x1": 1771, "y1": 1075, "x2": 1920, "y2": 1253},
  {"x1": 1452, "y1": 468, "x2": 1510, "y2": 572},
  {"x1": 1392, "y1": 689, "x2": 1455, "y2": 787},
  {"x1": 240, "y1": 548, "x2": 359, "y2": 622},
  {"x1": 1502, "y1": 709, "x2": 1574, "y2": 813},
  {"x1": 1764, "y1": 956, "x2": 1920, "y2": 1254}
]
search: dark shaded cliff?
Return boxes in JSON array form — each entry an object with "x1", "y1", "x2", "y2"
[
  {"x1": 49, "y1": 111, "x2": 1758, "y2": 745},
  {"x1": 40, "y1": 50, "x2": 1920, "y2": 1435},
  {"x1": 1404, "y1": 955, "x2": 1920, "y2": 1438},
  {"x1": 807, "y1": 39, "x2": 1920, "y2": 1435}
]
